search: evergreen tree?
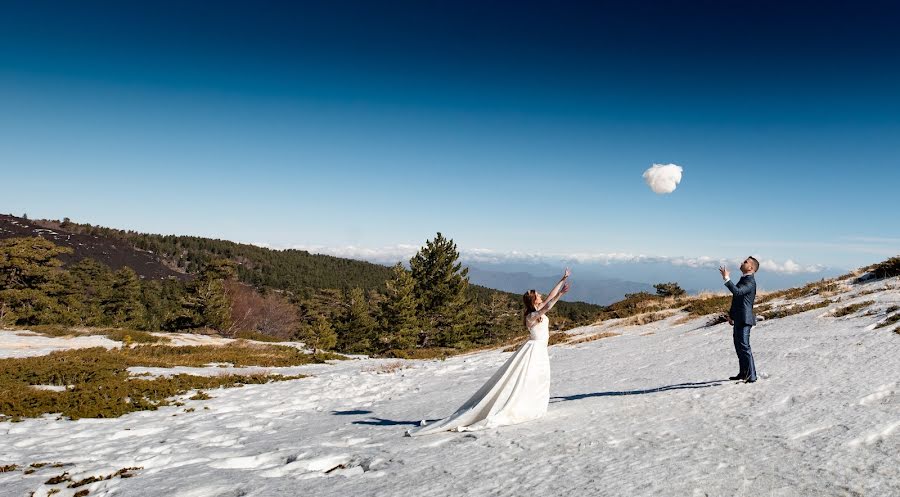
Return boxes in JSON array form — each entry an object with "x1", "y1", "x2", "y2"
[
  {"x1": 0, "y1": 238, "x2": 72, "y2": 325},
  {"x1": 0, "y1": 237, "x2": 71, "y2": 290},
  {"x1": 481, "y1": 293, "x2": 521, "y2": 344},
  {"x1": 105, "y1": 267, "x2": 147, "y2": 328},
  {"x1": 377, "y1": 263, "x2": 420, "y2": 351},
  {"x1": 409, "y1": 233, "x2": 475, "y2": 347},
  {"x1": 201, "y1": 261, "x2": 233, "y2": 331},
  {"x1": 654, "y1": 282, "x2": 687, "y2": 298},
  {"x1": 337, "y1": 287, "x2": 377, "y2": 353},
  {"x1": 178, "y1": 259, "x2": 235, "y2": 331},
  {"x1": 68, "y1": 258, "x2": 114, "y2": 326},
  {"x1": 296, "y1": 313, "x2": 337, "y2": 352},
  {"x1": 146, "y1": 278, "x2": 192, "y2": 331}
]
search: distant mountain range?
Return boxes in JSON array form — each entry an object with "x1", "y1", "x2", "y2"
[
  {"x1": 466, "y1": 266, "x2": 653, "y2": 305},
  {"x1": 462, "y1": 259, "x2": 844, "y2": 305}
]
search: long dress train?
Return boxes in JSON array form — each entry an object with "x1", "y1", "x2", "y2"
[{"x1": 406, "y1": 312, "x2": 551, "y2": 436}]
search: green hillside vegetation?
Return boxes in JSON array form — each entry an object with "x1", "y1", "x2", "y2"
[{"x1": 1, "y1": 226, "x2": 602, "y2": 357}]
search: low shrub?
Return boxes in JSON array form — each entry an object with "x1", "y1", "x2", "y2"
[
  {"x1": 233, "y1": 330, "x2": 285, "y2": 342},
  {"x1": 100, "y1": 329, "x2": 169, "y2": 344},
  {"x1": 760, "y1": 300, "x2": 833, "y2": 320},
  {"x1": 566, "y1": 332, "x2": 620, "y2": 345},
  {"x1": 872, "y1": 256, "x2": 900, "y2": 279},
  {"x1": 684, "y1": 295, "x2": 732, "y2": 318},
  {"x1": 364, "y1": 361, "x2": 408, "y2": 374},
  {"x1": 597, "y1": 292, "x2": 671, "y2": 321},
  {"x1": 875, "y1": 312, "x2": 900, "y2": 329},
  {"x1": 19, "y1": 326, "x2": 169, "y2": 344},
  {"x1": 759, "y1": 279, "x2": 842, "y2": 303},
  {"x1": 704, "y1": 314, "x2": 729, "y2": 327},
  {"x1": 548, "y1": 332, "x2": 568, "y2": 346},
  {"x1": 832, "y1": 300, "x2": 875, "y2": 317},
  {"x1": 0, "y1": 343, "x2": 326, "y2": 420},
  {"x1": 621, "y1": 311, "x2": 674, "y2": 327},
  {"x1": 385, "y1": 347, "x2": 455, "y2": 360}
]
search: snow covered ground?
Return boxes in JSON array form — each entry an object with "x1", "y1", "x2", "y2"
[
  {"x1": 1, "y1": 278, "x2": 898, "y2": 497},
  {"x1": 0, "y1": 331, "x2": 120, "y2": 359}
]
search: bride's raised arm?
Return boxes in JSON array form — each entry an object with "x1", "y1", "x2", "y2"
[
  {"x1": 537, "y1": 281, "x2": 571, "y2": 316},
  {"x1": 544, "y1": 267, "x2": 571, "y2": 303}
]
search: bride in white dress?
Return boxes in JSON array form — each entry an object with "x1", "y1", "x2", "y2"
[{"x1": 407, "y1": 268, "x2": 572, "y2": 436}]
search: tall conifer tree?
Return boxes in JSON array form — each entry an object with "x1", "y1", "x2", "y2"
[
  {"x1": 409, "y1": 233, "x2": 475, "y2": 347},
  {"x1": 338, "y1": 287, "x2": 377, "y2": 353},
  {"x1": 378, "y1": 263, "x2": 419, "y2": 351}
]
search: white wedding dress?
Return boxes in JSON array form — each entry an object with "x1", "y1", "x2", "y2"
[{"x1": 406, "y1": 312, "x2": 551, "y2": 436}]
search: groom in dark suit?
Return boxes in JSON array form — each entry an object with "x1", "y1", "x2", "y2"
[{"x1": 719, "y1": 257, "x2": 760, "y2": 383}]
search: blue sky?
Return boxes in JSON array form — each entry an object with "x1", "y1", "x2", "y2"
[{"x1": 1, "y1": 1, "x2": 898, "y2": 272}]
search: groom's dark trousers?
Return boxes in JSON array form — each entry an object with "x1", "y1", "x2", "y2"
[
  {"x1": 726, "y1": 274, "x2": 758, "y2": 381},
  {"x1": 732, "y1": 324, "x2": 757, "y2": 381}
]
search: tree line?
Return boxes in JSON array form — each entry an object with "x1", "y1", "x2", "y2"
[{"x1": 0, "y1": 233, "x2": 600, "y2": 356}]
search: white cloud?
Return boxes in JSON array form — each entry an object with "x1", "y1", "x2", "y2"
[
  {"x1": 290, "y1": 244, "x2": 420, "y2": 265},
  {"x1": 758, "y1": 259, "x2": 825, "y2": 274},
  {"x1": 285, "y1": 244, "x2": 826, "y2": 274},
  {"x1": 642, "y1": 163, "x2": 683, "y2": 194}
]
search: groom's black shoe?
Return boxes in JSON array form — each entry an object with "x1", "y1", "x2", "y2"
[
  {"x1": 729, "y1": 374, "x2": 747, "y2": 381},
  {"x1": 744, "y1": 377, "x2": 757, "y2": 383}
]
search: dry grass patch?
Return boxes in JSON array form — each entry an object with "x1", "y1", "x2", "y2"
[
  {"x1": 548, "y1": 332, "x2": 569, "y2": 346},
  {"x1": 1, "y1": 464, "x2": 18, "y2": 472},
  {"x1": 567, "y1": 332, "x2": 621, "y2": 345},
  {"x1": 832, "y1": 300, "x2": 875, "y2": 317},
  {"x1": 875, "y1": 312, "x2": 900, "y2": 329},
  {"x1": 120, "y1": 342, "x2": 340, "y2": 368},
  {"x1": 385, "y1": 347, "x2": 456, "y2": 360},
  {"x1": 68, "y1": 467, "x2": 142, "y2": 488},
  {"x1": 364, "y1": 361, "x2": 408, "y2": 374},
  {"x1": 621, "y1": 311, "x2": 675, "y2": 327},
  {"x1": 232, "y1": 330, "x2": 286, "y2": 342},
  {"x1": 759, "y1": 280, "x2": 843, "y2": 304},
  {"x1": 15, "y1": 325, "x2": 170, "y2": 344},
  {"x1": 100, "y1": 329, "x2": 170, "y2": 344},
  {"x1": 760, "y1": 300, "x2": 833, "y2": 321},
  {"x1": 684, "y1": 295, "x2": 732, "y2": 318},
  {"x1": 596, "y1": 293, "x2": 682, "y2": 321},
  {"x1": 0, "y1": 342, "x2": 340, "y2": 420},
  {"x1": 871, "y1": 256, "x2": 900, "y2": 279}
]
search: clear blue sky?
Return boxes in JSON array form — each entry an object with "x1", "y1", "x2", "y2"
[{"x1": 1, "y1": 1, "x2": 898, "y2": 270}]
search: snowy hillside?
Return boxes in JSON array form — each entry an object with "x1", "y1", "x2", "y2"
[{"x1": 1, "y1": 274, "x2": 898, "y2": 497}]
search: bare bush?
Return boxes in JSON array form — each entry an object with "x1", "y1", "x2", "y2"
[{"x1": 225, "y1": 282, "x2": 299, "y2": 340}]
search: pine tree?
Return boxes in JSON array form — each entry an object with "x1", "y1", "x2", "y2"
[
  {"x1": 179, "y1": 260, "x2": 235, "y2": 331},
  {"x1": 0, "y1": 237, "x2": 72, "y2": 290},
  {"x1": 0, "y1": 237, "x2": 72, "y2": 325},
  {"x1": 409, "y1": 233, "x2": 475, "y2": 348},
  {"x1": 296, "y1": 313, "x2": 337, "y2": 352},
  {"x1": 337, "y1": 287, "x2": 377, "y2": 353},
  {"x1": 654, "y1": 282, "x2": 686, "y2": 298},
  {"x1": 105, "y1": 267, "x2": 147, "y2": 328},
  {"x1": 68, "y1": 258, "x2": 114, "y2": 326},
  {"x1": 481, "y1": 293, "x2": 521, "y2": 344},
  {"x1": 377, "y1": 263, "x2": 419, "y2": 351}
]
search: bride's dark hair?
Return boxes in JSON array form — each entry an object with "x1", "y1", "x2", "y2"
[{"x1": 523, "y1": 289, "x2": 539, "y2": 327}]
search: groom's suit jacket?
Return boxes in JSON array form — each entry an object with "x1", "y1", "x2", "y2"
[{"x1": 726, "y1": 274, "x2": 757, "y2": 326}]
